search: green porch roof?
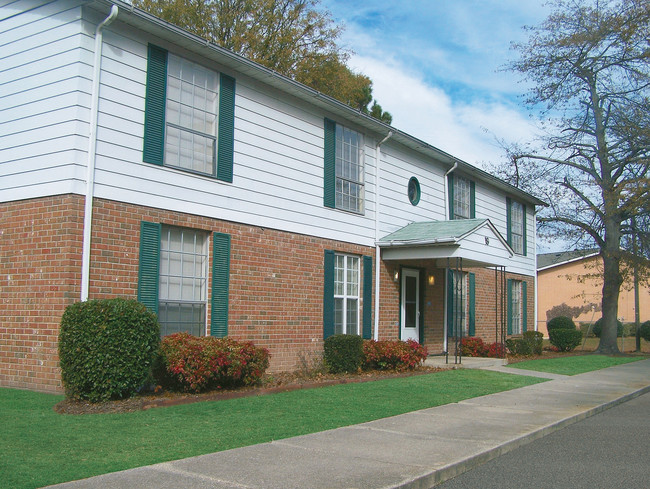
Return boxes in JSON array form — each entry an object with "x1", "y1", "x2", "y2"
[{"x1": 379, "y1": 219, "x2": 488, "y2": 244}]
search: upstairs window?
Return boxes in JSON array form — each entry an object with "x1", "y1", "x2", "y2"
[
  {"x1": 143, "y1": 44, "x2": 235, "y2": 183},
  {"x1": 448, "y1": 174, "x2": 475, "y2": 220},
  {"x1": 165, "y1": 55, "x2": 219, "y2": 176},
  {"x1": 507, "y1": 198, "x2": 527, "y2": 255},
  {"x1": 324, "y1": 119, "x2": 364, "y2": 213}
]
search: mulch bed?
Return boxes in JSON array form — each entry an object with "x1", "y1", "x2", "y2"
[{"x1": 54, "y1": 366, "x2": 448, "y2": 415}]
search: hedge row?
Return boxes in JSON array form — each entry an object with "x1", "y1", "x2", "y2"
[{"x1": 324, "y1": 335, "x2": 428, "y2": 373}]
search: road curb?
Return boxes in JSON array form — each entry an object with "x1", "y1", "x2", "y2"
[{"x1": 390, "y1": 385, "x2": 650, "y2": 489}]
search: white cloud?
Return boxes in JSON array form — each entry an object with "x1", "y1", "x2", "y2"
[{"x1": 349, "y1": 54, "x2": 539, "y2": 168}]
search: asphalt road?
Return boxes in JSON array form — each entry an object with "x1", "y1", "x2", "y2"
[{"x1": 436, "y1": 391, "x2": 650, "y2": 489}]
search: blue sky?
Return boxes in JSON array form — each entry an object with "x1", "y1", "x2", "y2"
[{"x1": 320, "y1": 0, "x2": 551, "y2": 168}]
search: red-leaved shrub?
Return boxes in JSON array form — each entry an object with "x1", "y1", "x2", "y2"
[
  {"x1": 486, "y1": 341, "x2": 506, "y2": 358},
  {"x1": 362, "y1": 339, "x2": 428, "y2": 371},
  {"x1": 461, "y1": 337, "x2": 506, "y2": 358},
  {"x1": 460, "y1": 337, "x2": 488, "y2": 357},
  {"x1": 155, "y1": 333, "x2": 270, "y2": 392}
]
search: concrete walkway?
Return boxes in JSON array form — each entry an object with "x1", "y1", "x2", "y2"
[{"x1": 45, "y1": 359, "x2": 650, "y2": 489}]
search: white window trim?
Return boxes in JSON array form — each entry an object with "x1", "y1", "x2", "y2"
[
  {"x1": 511, "y1": 280, "x2": 523, "y2": 335},
  {"x1": 164, "y1": 53, "x2": 220, "y2": 177},
  {"x1": 335, "y1": 124, "x2": 365, "y2": 214},
  {"x1": 334, "y1": 254, "x2": 361, "y2": 335},
  {"x1": 158, "y1": 225, "x2": 210, "y2": 337},
  {"x1": 454, "y1": 175, "x2": 471, "y2": 219}
]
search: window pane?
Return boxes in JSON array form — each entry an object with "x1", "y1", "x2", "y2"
[
  {"x1": 165, "y1": 53, "x2": 219, "y2": 176},
  {"x1": 159, "y1": 226, "x2": 208, "y2": 336},
  {"x1": 346, "y1": 298, "x2": 358, "y2": 335},
  {"x1": 333, "y1": 253, "x2": 361, "y2": 336},
  {"x1": 334, "y1": 123, "x2": 364, "y2": 213}
]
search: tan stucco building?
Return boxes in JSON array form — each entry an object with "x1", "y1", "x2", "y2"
[{"x1": 537, "y1": 250, "x2": 650, "y2": 337}]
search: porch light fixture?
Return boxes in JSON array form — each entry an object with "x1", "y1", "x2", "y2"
[
  {"x1": 428, "y1": 274, "x2": 435, "y2": 286},
  {"x1": 393, "y1": 270, "x2": 399, "y2": 283}
]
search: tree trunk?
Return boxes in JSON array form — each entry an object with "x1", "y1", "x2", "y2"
[{"x1": 596, "y1": 244, "x2": 622, "y2": 354}]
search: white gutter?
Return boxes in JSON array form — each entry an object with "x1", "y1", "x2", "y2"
[
  {"x1": 373, "y1": 131, "x2": 393, "y2": 340},
  {"x1": 81, "y1": 5, "x2": 119, "y2": 301},
  {"x1": 443, "y1": 161, "x2": 458, "y2": 220}
]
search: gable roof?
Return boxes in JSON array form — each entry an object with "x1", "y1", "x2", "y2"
[
  {"x1": 537, "y1": 249, "x2": 600, "y2": 271},
  {"x1": 88, "y1": 0, "x2": 546, "y2": 209},
  {"x1": 378, "y1": 219, "x2": 514, "y2": 268},
  {"x1": 378, "y1": 219, "x2": 497, "y2": 245}
]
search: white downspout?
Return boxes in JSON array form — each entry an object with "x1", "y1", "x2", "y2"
[
  {"x1": 373, "y1": 131, "x2": 393, "y2": 340},
  {"x1": 442, "y1": 160, "x2": 457, "y2": 352},
  {"x1": 81, "y1": 5, "x2": 119, "y2": 301},
  {"x1": 443, "y1": 160, "x2": 458, "y2": 221},
  {"x1": 533, "y1": 208, "x2": 538, "y2": 332}
]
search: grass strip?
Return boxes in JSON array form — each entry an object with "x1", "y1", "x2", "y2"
[
  {"x1": 507, "y1": 354, "x2": 644, "y2": 375},
  {"x1": 1, "y1": 369, "x2": 544, "y2": 489}
]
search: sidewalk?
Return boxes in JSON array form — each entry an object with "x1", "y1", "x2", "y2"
[{"x1": 46, "y1": 359, "x2": 650, "y2": 489}]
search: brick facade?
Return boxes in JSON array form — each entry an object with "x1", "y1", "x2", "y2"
[{"x1": 1, "y1": 195, "x2": 535, "y2": 392}]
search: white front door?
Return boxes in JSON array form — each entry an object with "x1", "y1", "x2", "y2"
[{"x1": 400, "y1": 268, "x2": 420, "y2": 342}]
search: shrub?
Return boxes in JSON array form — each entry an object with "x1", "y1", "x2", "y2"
[
  {"x1": 640, "y1": 321, "x2": 650, "y2": 342},
  {"x1": 547, "y1": 316, "x2": 576, "y2": 333},
  {"x1": 522, "y1": 331, "x2": 544, "y2": 355},
  {"x1": 486, "y1": 341, "x2": 506, "y2": 358},
  {"x1": 324, "y1": 334, "x2": 364, "y2": 373},
  {"x1": 592, "y1": 318, "x2": 624, "y2": 338},
  {"x1": 58, "y1": 298, "x2": 160, "y2": 402},
  {"x1": 548, "y1": 329, "x2": 583, "y2": 352},
  {"x1": 460, "y1": 337, "x2": 488, "y2": 357},
  {"x1": 362, "y1": 339, "x2": 428, "y2": 371},
  {"x1": 580, "y1": 323, "x2": 595, "y2": 338},
  {"x1": 155, "y1": 333, "x2": 270, "y2": 392}
]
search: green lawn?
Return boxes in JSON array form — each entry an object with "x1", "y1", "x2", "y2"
[
  {"x1": 1, "y1": 369, "x2": 544, "y2": 489},
  {"x1": 507, "y1": 354, "x2": 645, "y2": 375}
]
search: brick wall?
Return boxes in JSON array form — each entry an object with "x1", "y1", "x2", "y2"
[
  {"x1": 1, "y1": 195, "x2": 536, "y2": 392},
  {"x1": 0, "y1": 195, "x2": 83, "y2": 392}
]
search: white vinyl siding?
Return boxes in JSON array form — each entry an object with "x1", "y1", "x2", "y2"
[{"x1": 0, "y1": 0, "x2": 89, "y2": 202}]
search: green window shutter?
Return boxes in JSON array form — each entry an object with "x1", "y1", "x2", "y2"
[
  {"x1": 470, "y1": 180, "x2": 476, "y2": 218},
  {"x1": 506, "y1": 197, "x2": 512, "y2": 248},
  {"x1": 506, "y1": 278, "x2": 513, "y2": 335},
  {"x1": 446, "y1": 268, "x2": 454, "y2": 337},
  {"x1": 137, "y1": 221, "x2": 161, "y2": 313},
  {"x1": 468, "y1": 272, "x2": 476, "y2": 336},
  {"x1": 522, "y1": 281, "x2": 528, "y2": 333},
  {"x1": 362, "y1": 255, "x2": 373, "y2": 339},
  {"x1": 522, "y1": 204, "x2": 527, "y2": 256},
  {"x1": 448, "y1": 174, "x2": 455, "y2": 219},
  {"x1": 323, "y1": 250, "x2": 335, "y2": 339},
  {"x1": 211, "y1": 232, "x2": 231, "y2": 337},
  {"x1": 323, "y1": 119, "x2": 336, "y2": 208},
  {"x1": 143, "y1": 44, "x2": 167, "y2": 166},
  {"x1": 217, "y1": 73, "x2": 236, "y2": 183}
]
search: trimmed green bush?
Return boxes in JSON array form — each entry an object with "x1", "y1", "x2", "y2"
[
  {"x1": 324, "y1": 334, "x2": 364, "y2": 373},
  {"x1": 547, "y1": 316, "x2": 576, "y2": 333},
  {"x1": 548, "y1": 328, "x2": 583, "y2": 352},
  {"x1": 640, "y1": 321, "x2": 650, "y2": 342},
  {"x1": 592, "y1": 318, "x2": 624, "y2": 338},
  {"x1": 362, "y1": 339, "x2": 428, "y2": 371},
  {"x1": 59, "y1": 298, "x2": 160, "y2": 402},
  {"x1": 506, "y1": 331, "x2": 543, "y2": 356},
  {"x1": 154, "y1": 333, "x2": 270, "y2": 392}
]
